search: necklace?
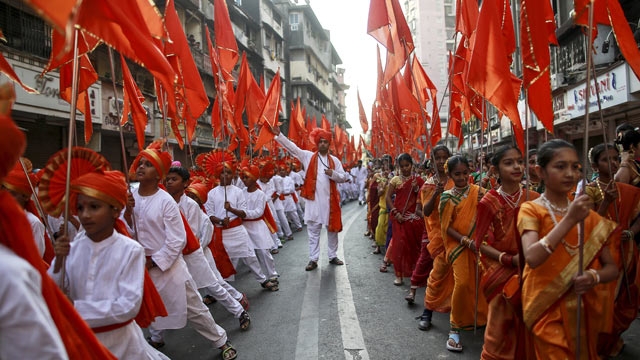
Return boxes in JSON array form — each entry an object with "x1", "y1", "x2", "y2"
[
  {"x1": 541, "y1": 195, "x2": 579, "y2": 256},
  {"x1": 452, "y1": 185, "x2": 470, "y2": 198},
  {"x1": 540, "y1": 193, "x2": 569, "y2": 214},
  {"x1": 498, "y1": 186, "x2": 523, "y2": 209},
  {"x1": 318, "y1": 154, "x2": 329, "y2": 169}
]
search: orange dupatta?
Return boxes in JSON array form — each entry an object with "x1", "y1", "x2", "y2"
[{"x1": 300, "y1": 152, "x2": 342, "y2": 232}]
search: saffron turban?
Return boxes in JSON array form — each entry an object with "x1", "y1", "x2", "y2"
[
  {"x1": 2, "y1": 160, "x2": 36, "y2": 195},
  {"x1": 241, "y1": 165, "x2": 260, "y2": 180},
  {"x1": 131, "y1": 148, "x2": 173, "y2": 179},
  {"x1": 310, "y1": 128, "x2": 332, "y2": 146},
  {"x1": 186, "y1": 182, "x2": 209, "y2": 204},
  {"x1": 70, "y1": 171, "x2": 128, "y2": 212}
]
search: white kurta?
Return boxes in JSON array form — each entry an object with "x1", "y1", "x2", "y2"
[
  {"x1": 204, "y1": 185, "x2": 253, "y2": 258},
  {"x1": 178, "y1": 194, "x2": 217, "y2": 289},
  {"x1": 0, "y1": 244, "x2": 68, "y2": 360},
  {"x1": 130, "y1": 188, "x2": 190, "y2": 329},
  {"x1": 26, "y1": 210, "x2": 45, "y2": 258},
  {"x1": 275, "y1": 134, "x2": 350, "y2": 226},
  {"x1": 242, "y1": 188, "x2": 274, "y2": 250},
  {"x1": 47, "y1": 214, "x2": 79, "y2": 243},
  {"x1": 269, "y1": 176, "x2": 284, "y2": 211},
  {"x1": 276, "y1": 175, "x2": 297, "y2": 212},
  {"x1": 48, "y1": 231, "x2": 167, "y2": 359}
]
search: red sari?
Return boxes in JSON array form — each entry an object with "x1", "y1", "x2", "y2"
[
  {"x1": 476, "y1": 189, "x2": 538, "y2": 360},
  {"x1": 388, "y1": 174, "x2": 425, "y2": 277}
]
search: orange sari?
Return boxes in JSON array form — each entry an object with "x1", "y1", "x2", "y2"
[
  {"x1": 476, "y1": 189, "x2": 538, "y2": 360},
  {"x1": 518, "y1": 200, "x2": 618, "y2": 359},
  {"x1": 439, "y1": 184, "x2": 488, "y2": 330},
  {"x1": 420, "y1": 177, "x2": 454, "y2": 312},
  {"x1": 586, "y1": 182, "x2": 640, "y2": 356}
]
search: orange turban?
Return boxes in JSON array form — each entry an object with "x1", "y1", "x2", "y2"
[
  {"x1": 242, "y1": 165, "x2": 260, "y2": 180},
  {"x1": 2, "y1": 160, "x2": 37, "y2": 195},
  {"x1": 131, "y1": 148, "x2": 172, "y2": 179},
  {"x1": 186, "y1": 182, "x2": 209, "y2": 204},
  {"x1": 259, "y1": 161, "x2": 276, "y2": 179},
  {"x1": 310, "y1": 128, "x2": 332, "y2": 147},
  {"x1": 0, "y1": 114, "x2": 26, "y2": 181},
  {"x1": 70, "y1": 171, "x2": 128, "y2": 212}
]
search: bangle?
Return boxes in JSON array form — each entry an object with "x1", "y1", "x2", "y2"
[
  {"x1": 498, "y1": 252, "x2": 506, "y2": 265},
  {"x1": 460, "y1": 236, "x2": 468, "y2": 245},
  {"x1": 623, "y1": 230, "x2": 634, "y2": 240},
  {"x1": 588, "y1": 269, "x2": 600, "y2": 285},
  {"x1": 539, "y1": 237, "x2": 554, "y2": 254}
]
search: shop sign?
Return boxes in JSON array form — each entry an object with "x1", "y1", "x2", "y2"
[
  {"x1": 4, "y1": 59, "x2": 102, "y2": 123},
  {"x1": 566, "y1": 64, "x2": 628, "y2": 119}
]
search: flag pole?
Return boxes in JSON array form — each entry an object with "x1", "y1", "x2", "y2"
[
  {"x1": 18, "y1": 158, "x2": 55, "y2": 240},
  {"x1": 107, "y1": 47, "x2": 140, "y2": 241},
  {"x1": 576, "y1": 2, "x2": 596, "y2": 358},
  {"x1": 474, "y1": 99, "x2": 486, "y2": 335}
]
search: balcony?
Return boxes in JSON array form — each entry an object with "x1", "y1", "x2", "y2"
[{"x1": 190, "y1": 46, "x2": 213, "y2": 77}]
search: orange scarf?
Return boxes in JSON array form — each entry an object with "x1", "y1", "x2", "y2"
[
  {"x1": 180, "y1": 212, "x2": 202, "y2": 255},
  {"x1": 209, "y1": 217, "x2": 242, "y2": 278},
  {"x1": 300, "y1": 152, "x2": 342, "y2": 232}
]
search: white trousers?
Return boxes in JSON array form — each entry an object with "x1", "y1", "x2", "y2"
[
  {"x1": 286, "y1": 210, "x2": 302, "y2": 230},
  {"x1": 358, "y1": 182, "x2": 366, "y2": 203},
  {"x1": 230, "y1": 256, "x2": 267, "y2": 283},
  {"x1": 275, "y1": 209, "x2": 292, "y2": 237},
  {"x1": 271, "y1": 232, "x2": 282, "y2": 250},
  {"x1": 306, "y1": 220, "x2": 339, "y2": 262},
  {"x1": 255, "y1": 249, "x2": 279, "y2": 278},
  {"x1": 150, "y1": 279, "x2": 227, "y2": 348},
  {"x1": 203, "y1": 281, "x2": 244, "y2": 318}
]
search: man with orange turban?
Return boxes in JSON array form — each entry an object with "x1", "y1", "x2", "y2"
[
  {"x1": 50, "y1": 170, "x2": 169, "y2": 359},
  {"x1": 126, "y1": 147, "x2": 237, "y2": 358},
  {"x1": 273, "y1": 127, "x2": 350, "y2": 271},
  {"x1": 1, "y1": 160, "x2": 46, "y2": 258}
]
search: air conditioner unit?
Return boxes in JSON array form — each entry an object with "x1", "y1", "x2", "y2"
[
  {"x1": 108, "y1": 97, "x2": 125, "y2": 116},
  {"x1": 290, "y1": 23, "x2": 299, "y2": 31},
  {"x1": 550, "y1": 73, "x2": 565, "y2": 89}
]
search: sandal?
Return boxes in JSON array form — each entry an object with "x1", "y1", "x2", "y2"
[
  {"x1": 446, "y1": 331, "x2": 463, "y2": 352},
  {"x1": 393, "y1": 278, "x2": 403, "y2": 286},
  {"x1": 220, "y1": 342, "x2": 237, "y2": 360},
  {"x1": 203, "y1": 295, "x2": 216, "y2": 305},
  {"x1": 270, "y1": 248, "x2": 279, "y2": 255},
  {"x1": 329, "y1": 257, "x2": 344, "y2": 265},
  {"x1": 261, "y1": 279, "x2": 279, "y2": 291},
  {"x1": 416, "y1": 310, "x2": 432, "y2": 331},
  {"x1": 405, "y1": 289, "x2": 416, "y2": 304},
  {"x1": 239, "y1": 311, "x2": 251, "y2": 331},
  {"x1": 372, "y1": 246, "x2": 381, "y2": 254},
  {"x1": 379, "y1": 262, "x2": 389, "y2": 273}
]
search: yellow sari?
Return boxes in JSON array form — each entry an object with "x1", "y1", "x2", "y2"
[{"x1": 375, "y1": 176, "x2": 389, "y2": 247}]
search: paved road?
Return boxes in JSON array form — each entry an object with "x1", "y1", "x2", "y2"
[{"x1": 155, "y1": 201, "x2": 640, "y2": 359}]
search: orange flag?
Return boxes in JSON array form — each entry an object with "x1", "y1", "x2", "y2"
[
  {"x1": 410, "y1": 56, "x2": 441, "y2": 146},
  {"x1": 321, "y1": 114, "x2": 331, "y2": 131},
  {"x1": 574, "y1": 0, "x2": 640, "y2": 82},
  {"x1": 520, "y1": 0, "x2": 557, "y2": 133},
  {"x1": 0, "y1": 52, "x2": 37, "y2": 94},
  {"x1": 120, "y1": 54, "x2": 149, "y2": 151},
  {"x1": 164, "y1": 0, "x2": 209, "y2": 136},
  {"x1": 214, "y1": 0, "x2": 239, "y2": 79},
  {"x1": 254, "y1": 70, "x2": 282, "y2": 150},
  {"x1": 72, "y1": 0, "x2": 176, "y2": 105},
  {"x1": 455, "y1": 0, "x2": 479, "y2": 39},
  {"x1": 357, "y1": 90, "x2": 369, "y2": 133},
  {"x1": 467, "y1": 0, "x2": 524, "y2": 151},
  {"x1": 59, "y1": 54, "x2": 98, "y2": 143}
]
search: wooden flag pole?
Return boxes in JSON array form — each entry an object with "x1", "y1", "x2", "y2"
[{"x1": 18, "y1": 158, "x2": 55, "y2": 240}]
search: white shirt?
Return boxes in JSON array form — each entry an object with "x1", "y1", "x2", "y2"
[
  {"x1": 204, "y1": 185, "x2": 253, "y2": 258},
  {"x1": 0, "y1": 244, "x2": 68, "y2": 360},
  {"x1": 275, "y1": 175, "x2": 297, "y2": 212},
  {"x1": 26, "y1": 211, "x2": 45, "y2": 258},
  {"x1": 276, "y1": 133, "x2": 350, "y2": 226},
  {"x1": 242, "y1": 188, "x2": 274, "y2": 250},
  {"x1": 351, "y1": 166, "x2": 367, "y2": 184}
]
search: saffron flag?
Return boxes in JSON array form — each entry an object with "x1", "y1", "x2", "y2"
[
  {"x1": 120, "y1": 54, "x2": 148, "y2": 151},
  {"x1": 467, "y1": 0, "x2": 524, "y2": 151},
  {"x1": 357, "y1": 90, "x2": 369, "y2": 133},
  {"x1": 214, "y1": 0, "x2": 239, "y2": 80},
  {"x1": 254, "y1": 70, "x2": 282, "y2": 150},
  {"x1": 59, "y1": 54, "x2": 98, "y2": 143},
  {"x1": 520, "y1": 0, "x2": 557, "y2": 133}
]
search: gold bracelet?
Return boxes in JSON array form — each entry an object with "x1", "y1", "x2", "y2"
[
  {"x1": 588, "y1": 269, "x2": 600, "y2": 284},
  {"x1": 539, "y1": 237, "x2": 553, "y2": 254},
  {"x1": 498, "y1": 252, "x2": 506, "y2": 265}
]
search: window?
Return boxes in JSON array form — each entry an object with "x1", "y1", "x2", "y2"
[
  {"x1": 289, "y1": 13, "x2": 299, "y2": 31},
  {"x1": 0, "y1": 3, "x2": 51, "y2": 59}
]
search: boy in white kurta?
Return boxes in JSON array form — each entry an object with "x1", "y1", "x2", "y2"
[
  {"x1": 126, "y1": 148, "x2": 236, "y2": 359},
  {"x1": 49, "y1": 170, "x2": 167, "y2": 360},
  {"x1": 257, "y1": 167, "x2": 285, "y2": 250},
  {"x1": 166, "y1": 167, "x2": 250, "y2": 330},
  {"x1": 240, "y1": 165, "x2": 279, "y2": 280},
  {"x1": 276, "y1": 165, "x2": 303, "y2": 232},
  {"x1": 204, "y1": 166, "x2": 278, "y2": 291},
  {"x1": 274, "y1": 127, "x2": 350, "y2": 271}
]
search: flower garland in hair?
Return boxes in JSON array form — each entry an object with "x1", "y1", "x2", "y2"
[{"x1": 444, "y1": 158, "x2": 450, "y2": 174}]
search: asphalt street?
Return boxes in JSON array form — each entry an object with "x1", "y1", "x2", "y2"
[{"x1": 154, "y1": 201, "x2": 640, "y2": 359}]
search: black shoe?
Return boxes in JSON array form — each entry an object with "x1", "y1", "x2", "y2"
[
  {"x1": 305, "y1": 260, "x2": 318, "y2": 271},
  {"x1": 416, "y1": 309, "x2": 433, "y2": 331},
  {"x1": 146, "y1": 337, "x2": 165, "y2": 349},
  {"x1": 329, "y1": 257, "x2": 344, "y2": 265}
]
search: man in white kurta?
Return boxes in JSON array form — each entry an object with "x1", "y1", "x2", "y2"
[
  {"x1": 351, "y1": 160, "x2": 368, "y2": 205},
  {"x1": 270, "y1": 173, "x2": 293, "y2": 240},
  {"x1": 1, "y1": 243, "x2": 68, "y2": 360},
  {"x1": 274, "y1": 128, "x2": 350, "y2": 271},
  {"x1": 257, "y1": 176, "x2": 284, "y2": 251},
  {"x1": 205, "y1": 184, "x2": 275, "y2": 289},
  {"x1": 276, "y1": 167, "x2": 302, "y2": 231},
  {"x1": 49, "y1": 230, "x2": 168, "y2": 360}
]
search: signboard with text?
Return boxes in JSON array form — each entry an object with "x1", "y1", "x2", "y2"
[{"x1": 566, "y1": 64, "x2": 628, "y2": 119}]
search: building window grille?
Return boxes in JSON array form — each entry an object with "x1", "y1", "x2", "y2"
[{"x1": 0, "y1": 3, "x2": 51, "y2": 59}]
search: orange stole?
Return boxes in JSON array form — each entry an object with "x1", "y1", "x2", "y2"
[
  {"x1": 209, "y1": 217, "x2": 242, "y2": 278},
  {"x1": 180, "y1": 212, "x2": 201, "y2": 255},
  {"x1": 420, "y1": 177, "x2": 454, "y2": 313},
  {"x1": 439, "y1": 184, "x2": 488, "y2": 330},
  {"x1": 518, "y1": 201, "x2": 617, "y2": 359},
  {"x1": 300, "y1": 152, "x2": 342, "y2": 232}
]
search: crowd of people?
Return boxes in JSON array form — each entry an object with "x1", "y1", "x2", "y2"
[{"x1": 363, "y1": 125, "x2": 640, "y2": 359}]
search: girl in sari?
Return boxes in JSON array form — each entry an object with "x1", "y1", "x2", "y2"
[
  {"x1": 416, "y1": 145, "x2": 454, "y2": 328},
  {"x1": 518, "y1": 139, "x2": 619, "y2": 359},
  {"x1": 475, "y1": 146, "x2": 539, "y2": 360},
  {"x1": 614, "y1": 129, "x2": 640, "y2": 187},
  {"x1": 439, "y1": 155, "x2": 488, "y2": 352},
  {"x1": 367, "y1": 169, "x2": 381, "y2": 251},
  {"x1": 586, "y1": 143, "x2": 640, "y2": 357},
  {"x1": 377, "y1": 157, "x2": 393, "y2": 272},
  {"x1": 385, "y1": 153, "x2": 425, "y2": 286}
]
